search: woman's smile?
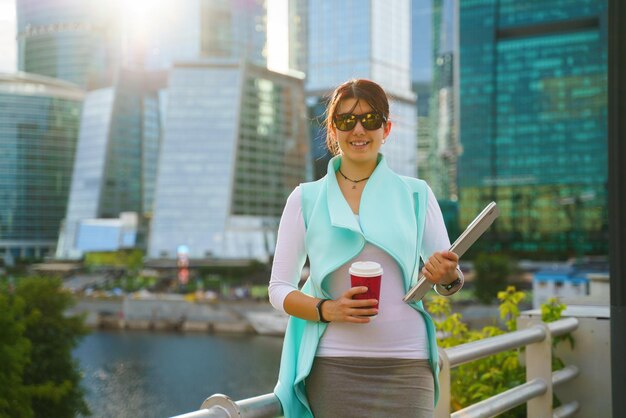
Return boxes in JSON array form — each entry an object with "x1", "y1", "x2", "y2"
[{"x1": 348, "y1": 139, "x2": 371, "y2": 150}]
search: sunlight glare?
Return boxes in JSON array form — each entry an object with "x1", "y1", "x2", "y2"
[
  {"x1": 123, "y1": 0, "x2": 176, "y2": 45},
  {"x1": 267, "y1": 0, "x2": 289, "y2": 74}
]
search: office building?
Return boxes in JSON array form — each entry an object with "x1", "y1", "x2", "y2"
[
  {"x1": 56, "y1": 69, "x2": 165, "y2": 259},
  {"x1": 414, "y1": 82, "x2": 432, "y2": 180},
  {"x1": 138, "y1": 0, "x2": 267, "y2": 70},
  {"x1": 148, "y1": 61, "x2": 308, "y2": 261},
  {"x1": 411, "y1": 0, "x2": 433, "y2": 84},
  {"x1": 287, "y1": 0, "x2": 307, "y2": 74},
  {"x1": 0, "y1": 72, "x2": 84, "y2": 260},
  {"x1": 16, "y1": 0, "x2": 121, "y2": 89},
  {"x1": 413, "y1": 0, "x2": 461, "y2": 202},
  {"x1": 431, "y1": 52, "x2": 460, "y2": 201},
  {"x1": 459, "y1": 0, "x2": 608, "y2": 256},
  {"x1": 412, "y1": 0, "x2": 434, "y2": 182},
  {"x1": 304, "y1": 0, "x2": 418, "y2": 179}
]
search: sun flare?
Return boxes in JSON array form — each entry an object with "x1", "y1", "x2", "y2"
[{"x1": 267, "y1": 0, "x2": 289, "y2": 73}]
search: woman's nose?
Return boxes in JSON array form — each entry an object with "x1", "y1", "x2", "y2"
[{"x1": 352, "y1": 119, "x2": 366, "y2": 134}]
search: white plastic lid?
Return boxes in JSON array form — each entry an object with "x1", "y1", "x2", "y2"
[{"x1": 349, "y1": 261, "x2": 383, "y2": 277}]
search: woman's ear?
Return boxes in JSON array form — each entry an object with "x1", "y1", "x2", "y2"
[{"x1": 383, "y1": 120, "x2": 392, "y2": 138}]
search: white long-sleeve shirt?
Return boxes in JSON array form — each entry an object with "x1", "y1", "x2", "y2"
[{"x1": 269, "y1": 185, "x2": 451, "y2": 359}]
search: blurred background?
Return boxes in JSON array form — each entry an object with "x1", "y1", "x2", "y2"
[{"x1": 0, "y1": 0, "x2": 611, "y2": 417}]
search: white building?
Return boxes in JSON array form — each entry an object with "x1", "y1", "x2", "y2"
[
  {"x1": 147, "y1": 60, "x2": 308, "y2": 261},
  {"x1": 532, "y1": 268, "x2": 590, "y2": 309}
]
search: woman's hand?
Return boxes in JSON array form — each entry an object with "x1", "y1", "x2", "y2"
[
  {"x1": 321, "y1": 287, "x2": 378, "y2": 324},
  {"x1": 422, "y1": 251, "x2": 459, "y2": 285}
]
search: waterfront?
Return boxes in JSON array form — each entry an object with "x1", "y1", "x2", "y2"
[{"x1": 74, "y1": 330, "x2": 284, "y2": 418}]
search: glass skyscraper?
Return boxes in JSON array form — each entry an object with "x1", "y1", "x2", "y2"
[
  {"x1": 304, "y1": 0, "x2": 418, "y2": 179},
  {"x1": 413, "y1": 0, "x2": 461, "y2": 202},
  {"x1": 16, "y1": 0, "x2": 121, "y2": 89},
  {"x1": 56, "y1": 70, "x2": 164, "y2": 259},
  {"x1": 148, "y1": 61, "x2": 308, "y2": 261},
  {"x1": 459, "y1": 0, "x2": 608, "y2": 256},
  {"x1": 287, "y1": 0, "x2": 308, "y2": 75},
  {"x1": 138, "y1": 0, "x2": 267, "y2": 71},
  {"x1": 0, "y1": 72, "x2": 83, "y2": 259}
]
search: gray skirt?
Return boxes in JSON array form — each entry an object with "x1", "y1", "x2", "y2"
[{"x1": 305, "y1": 357, "x2": 434, "y2": 418}]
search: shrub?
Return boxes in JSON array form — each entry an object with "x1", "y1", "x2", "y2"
[{"x1": 428, "y1": 287, "x2": 571, "y2": 417}]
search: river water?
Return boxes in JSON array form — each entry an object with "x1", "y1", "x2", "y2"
[{"x1": 74, "y1": 330, "x2": 284, "y2": 418}]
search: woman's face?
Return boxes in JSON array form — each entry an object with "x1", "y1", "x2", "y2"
[{"x1": 331, "y1": 98, "x2": 391, "y2": 165}]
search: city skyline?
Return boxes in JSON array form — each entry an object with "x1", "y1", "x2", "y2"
[{"x1": 1, "y1": 0, "x2": 609, "y2": 260}]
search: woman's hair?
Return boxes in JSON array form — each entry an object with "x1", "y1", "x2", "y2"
[{"x1": 324, "y1": 79, "x2": 390, "y2": 155}]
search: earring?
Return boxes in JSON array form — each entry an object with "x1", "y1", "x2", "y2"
[{"x1": 382, "y1": 139, "x2": 386, "y2": 144}]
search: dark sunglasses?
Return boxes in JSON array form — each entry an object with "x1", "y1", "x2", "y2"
[{"x1": 333, "y1": 112, "x2": 386, "y2": 131}]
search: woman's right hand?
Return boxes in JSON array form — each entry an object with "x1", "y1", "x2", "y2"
[{"x1": 321, "y1": 287, "x2": 378, "y2": 323}]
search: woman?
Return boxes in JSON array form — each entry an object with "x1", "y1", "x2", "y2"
[{"x1": 269, "y1": 79, "x2": 463, "y2": 418}]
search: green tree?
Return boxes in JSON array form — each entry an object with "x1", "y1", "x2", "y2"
[
  {"x1": 0, "y1": 292, "x2": 31, "y2": 418},
  {"x1": 15, "y1": 277, "x2": 91, "y2": 418},
  {"x1": 473, "y1": 253, "x2": 511, "y2": 304}
]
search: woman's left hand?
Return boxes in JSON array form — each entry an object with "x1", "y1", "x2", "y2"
[{"x1": 422, "y1": 251, "x2": 459, "y2": 285}]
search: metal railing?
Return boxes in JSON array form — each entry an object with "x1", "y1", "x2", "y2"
[{"x1": 171, "y1": 317, "x2": 579, "y2": 418}]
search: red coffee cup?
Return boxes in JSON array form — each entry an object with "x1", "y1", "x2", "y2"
[{"x1": 349, "y1": 261, "x2": 383, "y2": 318}]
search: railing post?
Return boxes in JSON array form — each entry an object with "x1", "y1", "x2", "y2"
[
  {"x1": 524, "y1": 322, "x2": 552, "y2": 418},
  {"x1": 435, "y1": 347, "x2": 452, "y2": 418}
]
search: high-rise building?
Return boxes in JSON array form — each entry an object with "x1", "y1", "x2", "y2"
[
  {"x1": 0, "y1": 72, "x2": 84, "y2": 260},
  {"x1": 414, "y1": 81, "x2": 432, "y2": 178},
  {"x1": 16, "y1": 0, "x2": 121, "y2": 89},
  {"x1": 459, "y1": 0, "x2": 608, "y2": 256},
  {"x1": 138, "y1": 0, "x2": 268, "y2": 71},
  {"x1": 415, "y1": 0, "x2": 461, "y2": 202},
  {"x1": 304, "y1": 0, "x2": 418, "y2": 179},
  {"x1": 412, "y1": 0, "x2": 433, "y2": 84},
  {"x1": 287, "y1": 0, "x2": 307, "y2": 75},
  {"x1": 56, "y1": 69, "x2": 165, "y2": 259},
  {"x1": 411, "y1": 1, "x2": 434, "y2": 189},
  {"x1": 148, "y1": 61, "x2": 308, "y2": 261},
  {"x1": 432, "y1": 52, "x2": 460, "y2": 200}
]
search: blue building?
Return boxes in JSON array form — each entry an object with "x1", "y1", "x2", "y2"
[
  {"x1": 0, "y1": 72, "x2": 84, "y2": 260},
  {"x1": 458, "y1": 0, "x2": 608, "y2": 256}
]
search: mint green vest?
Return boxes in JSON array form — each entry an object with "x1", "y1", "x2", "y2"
[{"x1": 274, "y1": 155, "x2": 440, "y2": 418}]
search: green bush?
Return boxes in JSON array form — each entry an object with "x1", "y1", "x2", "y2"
[
  {"x1": 428, "y1": 287, "x2": 571, "y2": 416},
  {"x1": 83, "y1": 249, "x2": 144, "y2": 271},
  {"x1": 473, "y1": 253, "x2": 511, "y2": 304}
]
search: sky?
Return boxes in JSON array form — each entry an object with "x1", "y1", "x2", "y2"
[{"x1": 0, "y1": 0, "x2": 16, "y2": 72}]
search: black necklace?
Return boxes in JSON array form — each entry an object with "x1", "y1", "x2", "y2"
[{"x1": 338, "y1": 168, "x2": 370, "y2": 189}]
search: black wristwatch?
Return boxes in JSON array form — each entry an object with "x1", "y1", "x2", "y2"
[{"x1": 316, "y1": 299, "x2": 331, "y2": 323}]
